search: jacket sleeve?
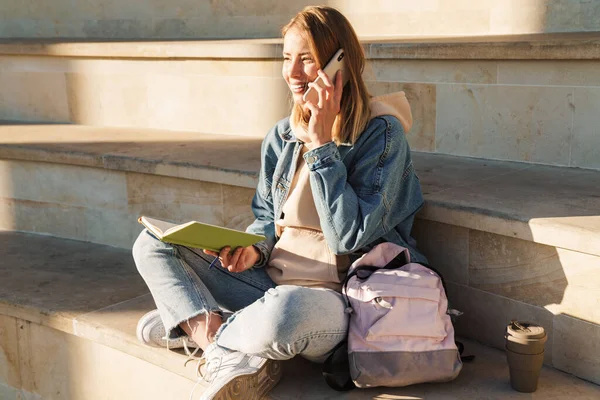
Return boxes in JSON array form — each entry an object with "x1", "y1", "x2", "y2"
[
  {"x1": 304, "y1": 116, "x2": 423, "y2": 255},
  {"x1": 245, "y1": 127, "x2": 281, "y2": 267}
]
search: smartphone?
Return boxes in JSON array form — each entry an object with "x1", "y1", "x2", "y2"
[{"x1": 303, "y1": 48, "x2": 349, "y2": 104}]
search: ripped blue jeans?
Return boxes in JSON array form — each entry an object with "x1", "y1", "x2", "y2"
[{"x1": 132, "y1": 229, "x2": 349, "y2": 362}]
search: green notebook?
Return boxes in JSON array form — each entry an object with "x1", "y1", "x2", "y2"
[{"x1": 138, "y1": 216, "x2": 265, "y2": 252}]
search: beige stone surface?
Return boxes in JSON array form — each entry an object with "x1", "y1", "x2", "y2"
[
  {"x1": 545, "y1": 0, "x2": 585, "y2": 33},
  {"x1": 367, "y1": 81, "x2": 436, "y2": 152},
  {"x1": 0, "y1": 196, "x2": 135, "y2": 248},
  {"x1": 412, "y1": 151, "x2": 531, "y2": 195},
  {"x1": 469, "y1": 232, "x2": 569, "y2": 307},
  {"x1": 470, "y1": 232, "x2": 600, "y2": 324},
  {"x1": 0, "y1": 231, "x2": 148, "y2": 323},
  {"x1": 3, "y1": 0, "x2": 600, "y2": 39},
  {"x1": 0, "y1": 383, "x2": 19, "y2": 400},
  {"x1": 447, "y1": 282, "x2": 555, "y2": 366},
  {"x1": 138, "y1": 58, "x2": 282, "y2": 78},
  {"x1": 367, "y1": 33, "x2": 600, "y2": 61},
  {"x1": 0, "y1": 55, "x2": 68, "y2": 73},
  {"x1": 21, "y1": 322, "x2": 197, "y2": 399},
  {"x1": 15, "y1": 319, "x2": 34, "y2": 394},
  {"x1": 151, "y1": 17, "x2": 216, "y2": 39},
  {"x1": 0, "y1": 160, "x2": 128, "y2": 210},
  {"x1": 7, "y1": 316, "x2": 600, "y2": 400},
  {"x1": 346, "y1": 9, "x2": 491, "y2": 37},
  {"x1": 222, "y1": 184, "x2": 256, "y2": 231},
  {"x1": 126, "y1": 171, "x2": 224, "y2": 227},
  {"x1": 184, "y1": 74, "x2": 289, "y2": 137},
  {"x1": 436, "y1": 84, "x2": 574, "y2": 165},
  {"x1": 1, "y1": 33, "x2": 599, "y2": 60},
  {"x1": 1, "y1": 229, "x2": 600, "y2": 395},
  {"x1": 83, "y1": 208, "x2": 141, "y2": 249},
  {"x1": 148, "y1": 0, "x2": 211, "y2": 19},
  {"x1": 366, "y1": 59, "x2": 498, "y2": 84},
  {"x1": 143, "y1": 72, "x2": 290, "y2": 135},
  {"x1": 572, "y1": 87, "x2": 600, "y2": 170},
  {"x1": 553, "y1": 314, "x2": 600, "y2": 385},
  {"x1": 1, "y1": 125, "x2": 599, "y2": 257},
  {"x1": 63, "y1": 69, "x2": 288, "y2": 135},
  {"x1": 74, "y1": 294, "x2": 202, "y2": 382},
  {"x1": 143, "y1": 73, "x2": 193, "y2": 132},
  {"x1": 411, "y1": 219, "x2": 469, "y2": 285},
  {"x1": 0, "y1": 124, "x2": 263, "y2": 188},
  {"x1": 0, "y1": 71, "x2": 69, "y2": 123},
  {"x1": 208, "y1": 0, "x2": 312, "y2": 17},
  {"x1": 490, "y1": 0, "x2": 547, "y2": 34},
  {"x1": 499, "y1": 60, "x2": 600, "y2": 86},
  {"x1": 414, "y1": 152, "x2": 600, "y2": 257},
  {"x1": 66, "y1": 72, "x2": 150, "y2": 127},
  {"x1": 581, "y1": 0, "x2": 600, "y2": 31},
  {"x1": 0, "y1": 197, "x2": 87, "y2": 241},
  {"x1": 81, "y1": 19, "x2": 154, "y2": 39},
  {"x1": 0, "y1": 315, "x2": 20, "y2": 389}
]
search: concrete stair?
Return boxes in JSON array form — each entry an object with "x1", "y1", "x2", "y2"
[
  {"x1": 1, "y1": 0, "x2": 599, "y2": 39},
  {"x1": 2, "y1": 231, "x2": 600, "y2": 400},
  {"x1": 1, "y1": 32, "x2": 599, "y2": 398},
  {"x1": 0, "y1": 121, "x2": 599, "y2": 389},
  {"x1": 1, "y1": 33, "x2": 599, "y2": 170}
]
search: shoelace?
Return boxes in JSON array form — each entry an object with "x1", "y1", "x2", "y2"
[{"x1": 187, "y1": 353, "x2": 222, "y2": 400}]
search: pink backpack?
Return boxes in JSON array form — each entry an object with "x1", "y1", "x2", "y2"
[{"x1": 324, "y1": 242, "x2": 463, "y2": 389}]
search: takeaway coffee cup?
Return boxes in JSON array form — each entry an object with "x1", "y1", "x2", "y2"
[{"x1": 505, "y1": 321, "x2": 547, "y2": 393}]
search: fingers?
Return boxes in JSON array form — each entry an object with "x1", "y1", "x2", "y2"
[
  {"x1": 202, "y1": 245, "x2": 257, "y2": 273},
  {"x1": 218, "y1": 246, "x2": 231, "y2": 268},
  {"x1": 317, "y1": 69, "x2": 333, "y2": 88},
  {"x1": 204, "y1": 246, "x2": 254, "y2": 273},
  {"x1": 203, "y1": 249, "x2": 219, "y2": 257},
  {"x1": 307, "y1": 79, "x2": 327, "y2": 108},
  {"x1": 228, "y1": 247, "x2": 244, "y2": 272},
  {"x1": 310, "y1": 69, "x2": 341, "y2": 111},
  {"x1": 303, "y1": 99, "x2": 319, "y2": 116}
]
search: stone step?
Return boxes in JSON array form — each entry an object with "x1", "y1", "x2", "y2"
[
  {"x1": 1, "y1": 1, "x2": 599, "y2": 39},
  {"x1": 1, "y1": 123, "x2": 599, "y2": 384},
  {"x1": 1, "y1": 33, "x2": 600, "y2": 169},
  {"x1": 1, "y1": 231, "x2": 599, "y2": 400}
]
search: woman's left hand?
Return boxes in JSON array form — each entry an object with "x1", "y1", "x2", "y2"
[
  {"x1": 303, "y1": 69, "x2": 343, "y2": 148},
  {"x1": 203, "y1": 245, "x2": 259, "y2": 273}
]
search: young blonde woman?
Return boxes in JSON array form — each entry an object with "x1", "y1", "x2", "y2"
[{"x1": 133, "y1": 5, "x2": 427, "y2": 399}]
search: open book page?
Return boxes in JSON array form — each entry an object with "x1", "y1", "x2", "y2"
[{"x1": 138, "y1": 216, "x2": 182, "y2": 238}]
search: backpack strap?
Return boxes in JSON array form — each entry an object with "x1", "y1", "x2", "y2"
[
  {"x1": 322, "y1": 340, "x2": 355, "y2": 391},
  {"x1": 456, "y1": 341, "x2": 476, "y2": 362}
]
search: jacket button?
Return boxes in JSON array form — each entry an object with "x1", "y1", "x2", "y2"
[{"x1": 308, "y1": 156, "x2": 317, "y2": 163}]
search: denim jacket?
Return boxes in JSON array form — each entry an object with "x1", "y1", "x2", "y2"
[{"x1": 247, "y1": 114, "x2": 427, "y2": 267}]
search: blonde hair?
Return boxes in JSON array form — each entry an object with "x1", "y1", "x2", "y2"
[{"x1": 282, "y1": 6, "x2": 371, "y2": 144}]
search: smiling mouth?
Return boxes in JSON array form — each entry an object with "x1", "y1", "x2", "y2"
[{"x1": 290, "y1": 82, "x2": 308, "y2": 94}]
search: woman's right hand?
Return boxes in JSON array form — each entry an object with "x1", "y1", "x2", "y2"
[{"x1": 203, "y1": 245, "x2": 260, "y2": 273}]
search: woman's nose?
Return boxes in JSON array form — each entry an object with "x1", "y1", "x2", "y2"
[{"x1": 289, "y1": 60, "x2": 303, "y2": 78}]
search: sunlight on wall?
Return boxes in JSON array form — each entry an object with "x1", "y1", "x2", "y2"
[
  {"x1": 0, "y1": 161, "x2": 15, "y2": 230},
  {"x1": 327, "y1": 0, "x2": 549, "y2": 37}
]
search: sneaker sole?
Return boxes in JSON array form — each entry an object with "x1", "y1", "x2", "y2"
[{"x1": 212, "y1": 359, "x2": 283, "y2": 400}]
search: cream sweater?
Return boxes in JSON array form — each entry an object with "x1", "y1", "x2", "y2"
[{"x1": 266, "y1": 91, "x2": 413, "y2": 292}]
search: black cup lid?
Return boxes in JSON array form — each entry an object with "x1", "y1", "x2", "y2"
[{"x1": 507, "y1": 320, "x2": 546, "y2": 339}]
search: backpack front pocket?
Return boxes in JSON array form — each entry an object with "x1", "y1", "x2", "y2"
[{"x1": 356, "y1": 283, "x2": 447, "y2": 341}]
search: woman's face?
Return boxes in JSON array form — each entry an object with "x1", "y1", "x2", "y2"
[{"x1": 282, "y1": 28, "x2": 319, "y2": 105}]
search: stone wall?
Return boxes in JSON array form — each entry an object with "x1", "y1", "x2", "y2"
[
  {"x1": 1, "y1": 53, "x2": 598, "y2": 170},
  {"x1": 0, "y1": 0, "x2": 599, "y2": 39}
]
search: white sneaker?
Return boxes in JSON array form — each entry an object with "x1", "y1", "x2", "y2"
[
  {"x1": 136, "y1": 309, "x2": 198, "y2": 351},
  {"x1": 197, "y1": 343, "x2": 282, "y2": 400}
]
